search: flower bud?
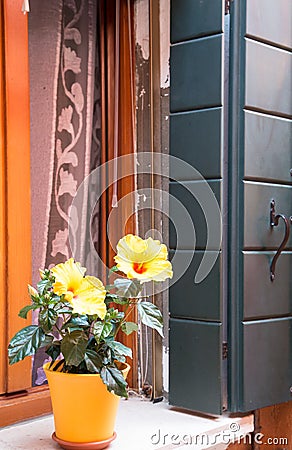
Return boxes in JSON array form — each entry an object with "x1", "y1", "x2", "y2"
[
  {"x1": 39, "y1": 269, "x2": 45, "y2": 279},
  {"x1": 28, "y1": 284, "x2": 38, "y2": 299}
]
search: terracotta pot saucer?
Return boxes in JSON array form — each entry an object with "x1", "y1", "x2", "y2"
[{"x1": 52, "y1": 431, "x2": 117, "y2": 450}]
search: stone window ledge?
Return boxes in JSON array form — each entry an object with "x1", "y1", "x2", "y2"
[{"x1": 0, "y1": 398, "x2": 254, "y2": 450}]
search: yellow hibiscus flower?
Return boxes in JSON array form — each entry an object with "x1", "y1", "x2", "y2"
[
  {"x1": 50, "y1": 258, "x2": 106, "y2": 318},
  {"x1": 114, "y1": 234, "x2": 173, "y2": 283}
]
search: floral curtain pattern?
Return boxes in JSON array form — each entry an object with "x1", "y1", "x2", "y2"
[
  {"x1": 30, "y1": 0, "x2": 102, "y2": 385},
  {"x1": 44, "y1": 0, "x2": 101, "y2": 269}
]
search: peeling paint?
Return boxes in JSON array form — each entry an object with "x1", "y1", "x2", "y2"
[
  {"x1": 134, "y1": 0, "x2": 170, "y2": 394},
  {"x1": 163, "y1": 345, "x2": 169, "y2": 393},
  {"x1": 160, "y1": 0, "x2": 170, "y2": 88},
  {"x1": 135, "y1": 0, "x2": 149, "y2": 60}
]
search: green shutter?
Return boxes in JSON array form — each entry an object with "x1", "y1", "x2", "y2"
[
  {"x1": 229, "y1": 0, "x2": 292, "y2": 412},
  {"x1": 169, "y1": 0, "x2": 225, "y2": 415},
  {"x1": 169, "y1": 0, "x2": 292, "y2": 414}
]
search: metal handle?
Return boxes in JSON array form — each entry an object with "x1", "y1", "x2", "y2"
[{"x1": 269, "y1": 200, "x2": 291, "y2": 281}]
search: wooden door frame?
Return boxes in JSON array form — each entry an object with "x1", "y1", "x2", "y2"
[
  {"x1": 0, "y1": 0, "x2": 7, "y2": 397},
  {"x1": 3, "y1": 0, "x2": 31, "y2": 394},
  {"x1": 0, "y1": 0, "x2": 52, "y2": 426}
]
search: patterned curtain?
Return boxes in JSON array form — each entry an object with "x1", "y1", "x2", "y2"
[{"x1": 29, "y1": 0, "x2": 102, "y2": 386}]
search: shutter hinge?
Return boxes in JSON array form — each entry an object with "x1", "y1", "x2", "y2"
[
  {"x1": 222, "y1": 342, "x2": 228, "y2": 360},
  {"x1": 225, "y1": 0, "x2": 232, "y2": 15}
]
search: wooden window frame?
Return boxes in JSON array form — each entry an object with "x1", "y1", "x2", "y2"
[
  {"x1": 100, "y1": 0, "x2": 138, "y2": 389},
  {"x1": 0, "y1": 0, "x2": 52, "y2": 427}
]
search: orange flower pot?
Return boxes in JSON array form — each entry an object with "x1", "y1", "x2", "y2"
[{"x1": 43, "y1": 362, "x2": 130, "y2": 450}]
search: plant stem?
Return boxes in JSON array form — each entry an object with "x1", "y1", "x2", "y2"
[
  {"x1": 54, "y1": 323, "x2": 65, "y2": 338},
  {"x1": 114, "y1": 300, "x2": 137, "y2": 338}
]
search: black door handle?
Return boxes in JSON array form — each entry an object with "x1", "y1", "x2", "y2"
[{"x1": 269, "y1": 200, "x2": 291, "y2": 281}]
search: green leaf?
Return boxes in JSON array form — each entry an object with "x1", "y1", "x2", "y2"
[
  {"x1": 106, "y1": 308, "x2": 124, "y2": 321},
  {"x1": 56, "y1": 306, "x2": 73, "y2": 315},
  {"x1": 100, "y1": 346, "x2": 112, "y2": 365},
  {"x1": 45, "y1": 340, "x2": 61, "y2": 361},
  {"x1": 93, "y1": 321, "x2": 113, "y2": 342},
  {"x1": 84, "y1": 350, "x2": 102, "y2": 373},
  {"x1": 100, "y1": 365, "x2": 128, "y2": 397},
  {"x1": 47, "y1": 295, "x2": 61, "y2": 305},
  {"x1": 39, "y1": 307, "x2": 58, "y2": 332},
  {"x1": 114, "y1": 278, "x2": 142, "y2": 298},
  {"x1": 73, "y1": 315, "x2": 90, "y2": 325},
  {"x1": 8, "y1": 325, "x2": 45, "y2": 365},
  {"x1": 107, "y1": 340, "x2": 132, "y2": 359},
  {"x1": 115, "y1": 312, "x2": 125, "y2": 321},
  {"x1": 61, "y1": 330, "x2": 88, "y2": 366},
  {"x1": 121, "y1": 322, "x2": 138, "y2": 335},
  {"x1": 63, "y1": 316, "x2": 90, "y2": 330},
  {"x1": 105, "y1": 284, "x2": 115, "y2": 291},
  {"x1": 18, "y1": 304, "x2": 38, "y2": 319},
  {"x1": 109, "y1": 265, "x2": 119, "y2": 274},
  {"x1": 137, "y1": 302, "x2": 164, "y2": 337},
  {"x1": 41, "y1": 334, "x2": 54, "y2": 347},
  {"x1": 37, "y1": 278, "x2": 51, "y2": 295},
  {"x1": 107, "y1": 294, "x2": 129, "y2": 305}
]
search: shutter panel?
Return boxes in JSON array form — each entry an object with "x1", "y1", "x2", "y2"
[
  {"x1": 169, "y1": 0, "x2": 225, "y2": 415},
  {"x1": 169, "y1": 0, "x2": 292, "y2": 415},
  {"x1": 229, "y1": 0, "x2": 292, "y2": 411}
]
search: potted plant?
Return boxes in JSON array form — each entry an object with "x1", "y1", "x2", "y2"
[{"x1": 8, "y1": 234, "x2": 173, "y2": 450}]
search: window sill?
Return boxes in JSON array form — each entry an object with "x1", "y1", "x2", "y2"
[
  {"x1": 0, "y1": 386, "x2": 52, "y2": 428},
  {"x1": 0, "y1": 397, "x2": 254, "y2": 449}
]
